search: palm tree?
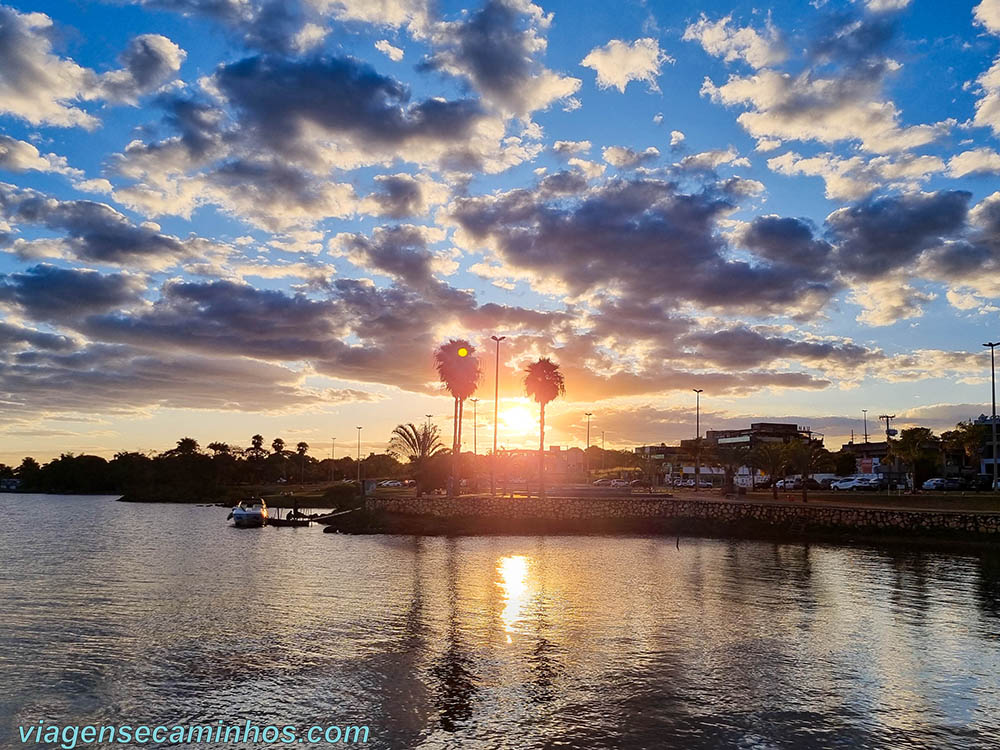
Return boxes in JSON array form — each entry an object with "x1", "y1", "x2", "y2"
[
  {"x1": 271, "y1": 437, "x2": 285, "y2": 455},
  {"x1": 524, "y1": 357, "x2": 565, "y2": 497},
  {"x1": 751, "y1": 442, "x2": 787, "y2": 500},
  {"x1": 296, "y1": 441, "x2": 309, "y2": 483},
  {"x1": 715, "y1": 445, "x2": 749, "y2": 495},
  {"x1": 207, "y1": 442, "x2": 230, "y2": 456},
  {"x1": 783, "y1": 441, "x2": 832, "y2": 502},
  {"x1": 171, "y1": 437, "x2": 200, "y2": 455},
  {"x1": 891, "y1": 427, "x2": 940, "y2": 490},
  {"x1": 434, "y1": 339, "x2": 481, "y2": 496},
  {"x1": 388, "y1": 423, "x2": 446, "y2": 497}
]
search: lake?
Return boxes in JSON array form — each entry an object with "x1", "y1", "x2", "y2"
[{"x1": 3, "y1": 494, "x2": 1000, "y2": 749}]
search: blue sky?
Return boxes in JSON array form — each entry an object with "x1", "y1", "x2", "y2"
[{"x1": 2, "y1": 0, "x2": 1000, "y2": 462}]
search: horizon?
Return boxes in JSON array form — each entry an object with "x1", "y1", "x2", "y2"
[{"x1": 3, "y1": 0, "x2": 1000, "y2": 464}]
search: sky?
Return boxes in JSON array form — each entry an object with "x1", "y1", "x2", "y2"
[{"x1": 2, "y1": 0, "x2": 1000, "y2": 463}]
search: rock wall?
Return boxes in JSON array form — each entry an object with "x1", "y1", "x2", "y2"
[{"x1": 363, "y1": 494, "x2": 1000, "y2": 539}]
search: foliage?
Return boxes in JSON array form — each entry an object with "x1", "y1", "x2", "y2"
[
  {"x1": 890, "y1": 427, "x2": 941, "y2": 488},
  {"x1": 388, "y1": 422, "x2": 446, "y2": 497},
  {"x1": 524, "y1": 357, "x2": 565, "y2": 497},
  {"x1": 750, "y1": 443, "x2": 786, "y2": 499}
]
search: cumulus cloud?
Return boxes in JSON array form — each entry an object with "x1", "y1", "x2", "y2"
[
  {"x1": 948, "y1": 147, "x2": 1000, "y2": 177},
  {"x1": 974, "y1": 0, "x2": 1000, "y2": 34},
  {"x1": 700, "y1": 13, "x2": 951, "y2": 153},
  {"x1": 0, "y1": 7, "x2": 184, "y2": 128},
  {"x1": 602, "y1": 145, "x2": 660, "y2": 169},
  {"x1": 676, "y1": 146, "x2": 750, "y2": 171},
  {"x1": 0, "y1": 136, "x2": 80, "y2": 177},
  {"x1": 669, "y1": 130, "x2": 685, "y2": 147},
  {"x1": 421, "y1": 0, "x2": 580, "y2": 116},
  {"x1": 580, "y1": 38, "x2": 671, "y2": 93},
  {"x1": 360, "y1": 173, "x2": 449, "y2": 218},
  {"x1": 0, "y1": 182, "x2": 212, "y2": 268},
  {"x1": 768, "y1": 151, "x2": 945, "y2": 200},
  {"x1": 0, "y1": 265, "x2": 145, "y2": 321},
  {"x1": 374, "y1": 39, "x2": 404, "y2": 61},
  {"x1": 682, "y1": 13, "x2": 785, "y2": 69},
  {"x1": 552, "y1": 140, "x2": 591, "y2": 156}
]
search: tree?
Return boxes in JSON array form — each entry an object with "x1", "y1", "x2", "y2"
[
  {"x1": 16, "y1": 456, "x2": 41, "y2": 488},
  {"x1": 891, "y1": 427, "x2": 940, "y2": 490},
  {"x1": 715, "y1": 445, "x2": 749, "y2": 495},
  {"x1": 388, "y1": 423, "x2": 446, "y2": 497},
  {"x1": 751, "y1": 443, "x2": 786, "y2": 499},
  {"x1": 167, "y1": 437, "x2": 200, "y2": 455},
  {"x1": 296, "y1": 441, "x2": 309, "y2": 483},
  {"x1": 524, "y1": 357, "x2": 565, "y2": 497},
  {"x1": 782, "y1": 441, "x2": 832, "y2": 502},
  {"x1": 434, "y1": 339, "x2": 481, "y2": 496},
  {"x1": 834, "y1": 449, "x2": 857, "y2": 477},
  {"x1": 271, "y1": 437, "x2": 285, "y2": 455},
  {"x1": 944, "y1": 420, "x2": 987, "y2": 474},
  {"x1": 207, "y1": 442, "x2": 231, "y2": 456}
]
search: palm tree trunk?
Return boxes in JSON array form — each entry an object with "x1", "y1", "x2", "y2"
[
  {"x1": 449, "y1": 397, "x2": 459, "y2": 497},
  {"x1": 802, "y1": 458, "x2": 809, "y2": 503},
  {"x1": 539, "y1": 402, "x2": 546, "y2": 498},
  {"x1": 771, "y1": 466, "x2": 778, "y2": 500},
  {"x1": 457, "y1": 398, "x2": 465, "y2": 495}
]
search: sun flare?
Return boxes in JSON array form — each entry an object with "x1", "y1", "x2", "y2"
[{"x1": 501, "y1": 406, "x2": 538, "y2": 435}]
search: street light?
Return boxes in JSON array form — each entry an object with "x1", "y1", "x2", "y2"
[
  {"x1": 693, "y1": 389, "x2": 703, "y2": 493},
  {"x1": 601, "y1": 430, "x2": 606, "y2": 470},
  {"x1": 986, "y1": 342, "x2": 999, "y2": 491},
  {"x1": 330, "y1": 437, "x2": 336, "y2": 483},
  {"x1": 490, "y1": 335, "x2": 506, "y2": 496},
  {"x1": 356, "y1": 426, "x2": 362, "y2": 487},
  {"x1": 585, "y1": 412, "x2": 593, "y2": 482},
  {"x1": 425, "y1": 414, "x2": 433, "y2": 429},
  {"x1": 862, "y1": 409, "x2": 868, "y2": 443}
]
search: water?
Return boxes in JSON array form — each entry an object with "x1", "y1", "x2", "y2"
[{"x1": 3, "y1": 494, "x2": 1000, "y2": 749}]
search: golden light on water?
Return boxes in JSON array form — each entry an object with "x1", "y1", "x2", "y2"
[{"x1": 497, "y1": 555, "x2": 530, "y2": 643}]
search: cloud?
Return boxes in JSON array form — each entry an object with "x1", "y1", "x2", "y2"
[
  {"x1": 669, "y1": 130, "x2": 685, "y2": 147},
  {"x1": 374, "y1": 39, "x2": 404, "y2": 61},
  {"x1": 948, "y1": 147, "x2": 1000, "y2": 177},
  {"x1": 768, "y1": 151, "x2": 945, "y2": 200},
  {"x1": 849, "y1": 277, "x2": 935, "y2": 325},
  {"x1": 740, "y1": 215, "x2": 832, "y2": 268},
  {"x1": 98, "y1": 34, "x2": 186, "y2": 103},
  {"x1": 0, "y1": 7, "x2": 184, "y2": 128},
  {"x1": 0, "y1": 136, "x2": 80, "y2": 177},
  {"x1": 676, "y1": 145, "x2": 750, "y2": 171},
  {"x1": 682, "y1": 13, "x2": 785, "y2": 69},
  {"x1": 421, "y1": 0, "x2": 580, "y2": 116},
  {"x1": 975, "y1": 0, "x2": 1000, "y2": 35},
  {"x1": 0, "y1": 182, "x2": 209, "y2": 268},
  {"x1": 827, "y1": 190, "x2": 971, "y2": 279},
  {"x1": 551, "y1": 139, "x2": 591, "y2": 156},
  {"x1": 700, "y1": 13, "x2": 952, "y2": 153},
  {"x1": 602, "y1": 145, "x2": 660, "y2": 169},
  {"x1": 360, "y1": 173, "x2": 448, "y2": 218},
  {"x1": 450, "y1": 177, "x2": 837, "y2": 318},
  {"x1": 580, "y1": 38, "x2": 671, "y2": 93},
  {"x1": 0, "y1": 265, "x2": 145, "y2": 321},
  {"x1": 679, "y1": 326, "x2": 873, "y2": 370}
]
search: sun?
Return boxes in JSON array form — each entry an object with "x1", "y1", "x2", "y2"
[{"x1": 502, "y1": 406, "x2": 537, "y2": 435}]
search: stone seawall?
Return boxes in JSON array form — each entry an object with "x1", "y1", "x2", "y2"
[{"x1": 345, "y1": 494, "x2": 1000, "y2": 541}]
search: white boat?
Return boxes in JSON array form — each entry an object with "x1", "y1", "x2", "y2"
[{"x1": 227, "y1": 498, "x2": 268, "y2": 527}]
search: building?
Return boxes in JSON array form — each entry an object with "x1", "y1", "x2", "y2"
[
  {"x1": 703, "y1": 422, "x2": 820, "y2": 450},
  {"x1": 839, "y1": 440, "x2": 890, "y2": 473}
]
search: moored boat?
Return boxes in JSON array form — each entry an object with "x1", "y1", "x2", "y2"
[{"x1": 227, "y1": 498, "x2": 268, "y2": 527}]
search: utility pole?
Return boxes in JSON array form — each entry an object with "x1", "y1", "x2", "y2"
[
  {"x1": 862, "y1": 409, "x2": 868, "y2": 443},
  {"x1": 585, "y1": 412, "x2": 593, "y2": 483},
  {"x1": 425, "y1": 414, "x2": 432, "y2": 429},
  {"x1": 490, "y1": 335, "x2": 506, "y2": 496},
  {"x1": 985, "y1": 342, "x2": 999, "y2": 492},
  {"x1": 330, "y1": 437, "x2": 336, "y2": 482},
  {"x1": 693, "y1": 389, "x2": 703, "y2": 493},
  {"x1": 602, "y1": 430, "x2": 606, "y2": 471}
]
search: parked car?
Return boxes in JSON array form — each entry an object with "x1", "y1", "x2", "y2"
[
  {"x1": 610, "y1": 479, "x2": 630, "y2": 488},
  {"x1": 697, "y1": 480, "x2": 713, "y2": 488},
  {"x1": 630, "y1": 479, "x2": 651, "y2": 488},
  {"x1": 592, "y1": 478, "x2": 612, "y2": 486},
  {"x1": 831, "y1": 477, "x2": 866, "y2": 491},
  {"x1": 775, "y1": 478, "x2": 801, "y2": 490},
  {"x1": 943, "y1": 477, "x2": 963, "y2": 491},
  {"x1": 922, "y1": 477, "x2": 947, "y2": 491}
]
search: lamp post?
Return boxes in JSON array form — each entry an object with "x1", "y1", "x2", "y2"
[
  {"x1": 425, "y1": 414, "x2": 432, "y2": 429},
  {"x1": 986, "y1": 342, "x2": 999, "y2": 491},
  {"x1": 490, "y1": 335, "x2": 506, "y2": 496},
  {"x1": 585, "y1": 412, "x2": 593, "y2": 483},
  {"x1": 602, "y1": 430, "x2": 606, "y2": 471},
  {"x1": 356, "y1": 426, "x2": 362, "y2": 487},
  {"x1": 330, "y1": 437, "x2": 336, "y2": 482},
  {"x1": 693, "y1": 389, "x2": 703, "y2": 493},
  {"x1": 862, "y1": 409, "x2": 868, "y2": 443}
]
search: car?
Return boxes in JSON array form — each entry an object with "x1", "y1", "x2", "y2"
[
  {"x1": 775, "y1": 478, "x2": 801, "y2": 490},
  {"x1": 697, "y1": 480, "x2": 713, "y2": 488},
  {"x1": 922, "y1": 477, "x2": 947, "y2": 491},
  {"x1": 831, "y1": 477, "x2": 868, "y2": 491},
  {"x1": 592, "y1": 478, "x2": 612, "y2": 486},
  {"x1": 610, "y1": 479, "x2": 629, "y2": 488},
  {"x1": 630, "y1": 479, "x2": 651, "y2": 487},
  {"x1": 943, "y1": 477, "x2": 963, "y2": 491}
]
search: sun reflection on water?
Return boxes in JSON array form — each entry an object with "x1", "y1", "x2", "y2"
[{"x1": 497, "y1": 555, "x2": 530, "y2": 643}]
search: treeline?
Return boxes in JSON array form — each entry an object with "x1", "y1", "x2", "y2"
[{"x1": 0, "y1": 435, "x2": 404, "y2": 500}]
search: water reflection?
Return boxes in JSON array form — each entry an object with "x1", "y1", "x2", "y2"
[
  {"x1": 4, "y1": 497, "x2": 1000, "y2": 750},
  {"x1": 497, "y1": 555, "x2": 530, "y2": 642}
]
